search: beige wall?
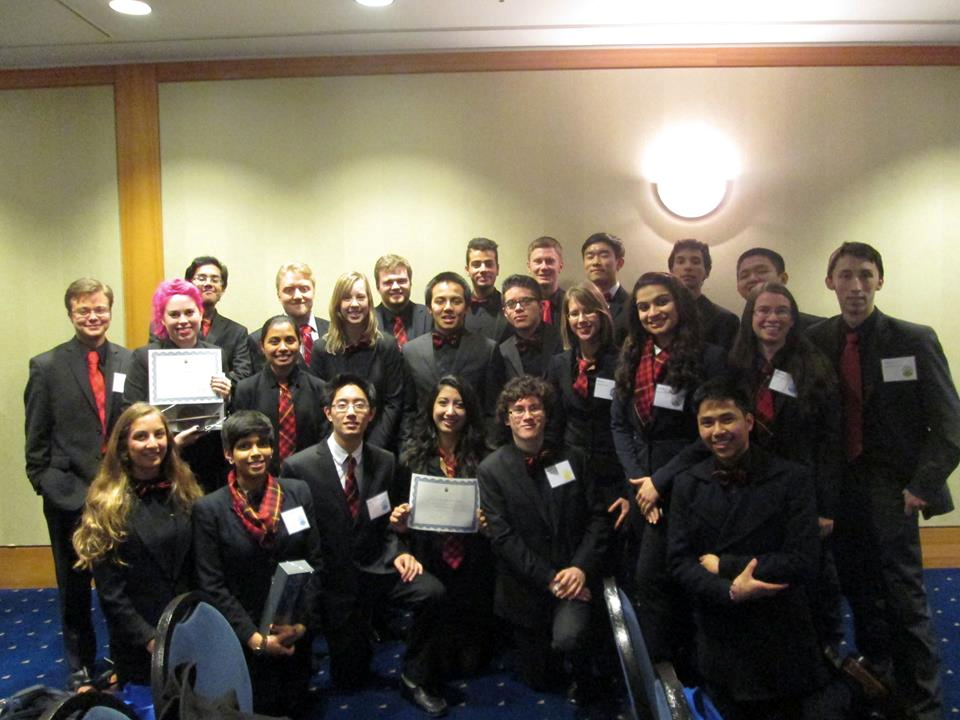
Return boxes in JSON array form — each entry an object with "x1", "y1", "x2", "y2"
[{"x1": 3, "y1": 85, "x2": 124, "y2": 545}]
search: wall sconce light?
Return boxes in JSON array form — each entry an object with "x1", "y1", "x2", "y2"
[{"x1": 642, "y1": 123, "x2": 741, "y2": 219}]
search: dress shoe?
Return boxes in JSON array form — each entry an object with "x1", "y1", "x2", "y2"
[{"x1": 401, "y1": 674, "x2": 448, "y2": 717}]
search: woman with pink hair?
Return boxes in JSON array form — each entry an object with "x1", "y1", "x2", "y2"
[{"x1": 123, "y1": 279, "x2": 232, "y2": 491}]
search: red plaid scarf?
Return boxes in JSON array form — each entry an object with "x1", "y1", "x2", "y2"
[
  {"x1": 438, "y1": 448, "x2": 465, "y2": 570},
  {"x1": 228, "y1": 470, "x2": 284, "y2": 547},
  {"x1": 633, "y1": 337, "x2": 669, "y2": 424}
]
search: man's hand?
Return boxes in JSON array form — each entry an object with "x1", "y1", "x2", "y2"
[
  {"x1": 607, "y1": 497, "x2": 631, "y2": 530},
  {"x1": 210, "y1": 375, "x2": 232, "y2": 399},
  {"x1": 729, "y1": 558, "x2": 788, "y2": 603},
  {"x1": 699, "y1": 553, "x2": 720, "y2": 575},
  {"x1": 818, "y1": 517, "x2": 835, "y2": 538},
  {"x1": 551, "y1": 566, "x2": 586, "y2": 600},
  {"x1": 394, "y1": 553, "x2": 424, "y2": 583},
  {"x1": 390, "y1": 503, "x2": 412, "y2": 533},
  {"x1": 630, "y1": 477, "x2": 661, "y2": 515},
  {"x1": 644, "y1": 505, "x2": 662, "y2": 525},
  {"x1": 174, "y1": 425, "x2": 204, "y2": 448},
  {"x1": 903, "y1": 489, "x2": 928, "y2": 517}
]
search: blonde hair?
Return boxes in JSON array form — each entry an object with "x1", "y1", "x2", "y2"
[
  {"x1": 560, "y1": 282, "x2": 614, "y2": 351},
  {"x1": 73, "y1": 403, "x2": 202, "y2": 568},
  {"x1": 324, "y1": 271, "x2": 381, "y2": 354},
  {"x1": 274, "y1": 262, "x2": 315, "y2": 290}
]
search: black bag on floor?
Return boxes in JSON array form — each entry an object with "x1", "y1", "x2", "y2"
[{"x1": 0, "y1": 685, "x2": 67, "y2": 719}]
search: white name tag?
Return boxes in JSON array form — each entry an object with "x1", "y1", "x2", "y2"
[
  {"x1": 281, "y1": 506, "x2": 310, "y2": 535},
  {"x1": 366, "y1": 491, "x2": 391, "y2": 520},
  {"x1": 593, "y1": 377, "x2": 615, "y2": 401},
  {"x1": 112, "y1": 372, "x2": 126, "y2": 393},
  {"x1": 769, "y1": 369, "x2": 798, "y2": 398},
  {"x1": 881, "y1": 356, "x2": 917, "y2": 382},
  {"x1": 653, "y1": 384, "x2": 686, "y2": 411},
  {"x1": 545, "y1": 460, "x2": 576, "y2": 489}
]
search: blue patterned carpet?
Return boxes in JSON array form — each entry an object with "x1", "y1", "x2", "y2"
[{"x1": 2, "y1": 570, "x2": 958, "y2": 718}]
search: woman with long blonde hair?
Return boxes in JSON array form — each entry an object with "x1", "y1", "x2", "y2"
[
  {"x1": 311, "y1": 271, "x2": 405, "y2": 451},
  {"x1": 73, "y1": 402, "x2": 201, "y2": 687}
]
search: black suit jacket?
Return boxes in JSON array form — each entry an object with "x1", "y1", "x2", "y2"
[
  {"x1": 193, "y1": 477, "x2": 324, "y2": 644},
  {"x1": 490, "y1": 322, "x2": 563, "y2": 390},
  {"x1": 281, "y1": 441, "x2": 401, "y2": 627},
  {"x1": 25, "y1": 337, "x2": 131, "y2": 511},
  {"x1": 696, "y1": 294, "x2": 740, "y2": 351},
  {"x1": 311, "y1": 336, "x2": 403, "y2": 451},
  {"x1": 668, "y1": 449, "x2": 825, "y2": 702},
  {"x1": 606, "y1": 285, "x2": 630, "y2": 322},
  {"x1": 93, "y1": 492, "x2": 192, "y2": 682},
  {"x1": 478, "y1": 445, "x2": 610, "y2": 627},
  {"x1": 247, "y1": 315, "x2": 330, "y2": 374},
  {"x1": 375, "y1": 302, "x2": 433, "y2": 346},
  {"x1": 203, "y1": 310, "x2": 254, "y2": 382},
  {"x1": 463, "y1": 290, "x2": 508, "y2": 342},
  {"x1": 808, "y1": 309, "x2": 960, "y2": 516},
  {"x1": 232, "y1": 365, "x2": 330, "y2": 475}
]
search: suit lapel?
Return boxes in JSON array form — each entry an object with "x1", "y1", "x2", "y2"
[
  {"x1": 103, "y1": 342, "x2": 125, "y2": 429},
  {"x1": 317, "y1": 443, "x2": 355, "y2": 523},
  {"x1": 861, "y1": 311, "x2": 886, "y2": 407},
  {"x1": 502, "y1": 338, "x2": 524, "y2": 377},
  {"x1": 506, "y1": 447, "x2": 553, "y2": 530},
  {"x1": 205, "y1": 312, "x2": 224, "y2": 345},
  {"x1": 68, "y1": 339, "x2": 99, "y2": 418}
]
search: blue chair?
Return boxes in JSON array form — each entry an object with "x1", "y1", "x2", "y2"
[
  {"x1": 602, "y1": 577, "x2": 694, "y2": 720},
  {"x1": 39, "y1": 690, "x2": 139, "y2": 720},
  {"x1": 150, "y1": 592, "x2": 253, "y2": 713}
]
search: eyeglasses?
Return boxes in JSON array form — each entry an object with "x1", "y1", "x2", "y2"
[
  {"x1": 753, "y1": 307, "x2": 792, "y2": 319},
  {"x1": 71, "y1": 306, "x2": 111, "y2": 318},
  {"x1": 193, "y1": 274, "x2": 222, "y2": 285},
  {"x1": 331, "y1": 399, "x2": 370, "y2": 413},
  {"x1": 504, "y1": 297, "x2": 538, "y2": 311},
  {"x1": 508, "y1": 404, "x2": 544, "y2": 417}
]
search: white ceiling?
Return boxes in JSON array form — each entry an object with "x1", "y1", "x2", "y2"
[{"x1": 2, "y1": 0, "x2": 959, "y2": 69}]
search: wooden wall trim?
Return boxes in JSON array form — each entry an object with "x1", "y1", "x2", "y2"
[
  {"x1": 0, "y1": 64, "x2": 115, "y2": 90},
  {"x1": 114, "y1": 64, "x2": 164, "y2": 348}
]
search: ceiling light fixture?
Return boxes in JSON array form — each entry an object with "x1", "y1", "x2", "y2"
[
  {"x1": 109, "y1": 0, "x2": 152, "y2": 16},
  {"x1": 355, "y1": 0, "x2": 394, "y2": 7}
]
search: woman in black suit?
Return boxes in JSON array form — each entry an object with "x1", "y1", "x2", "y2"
[
  {"x1": 610, "y1": 271, "x2": 725, "y2": 670},
  {"x1": 391, "y1": 375, "x2": 496, "y2": 677},
  {"x1": 233, "y1": 315, "x2": 329, "y2": 474},
  {"x1": 123, "y1": 279, "x2": 232, "y2": 493},
  {"x1": 311, "y1": 271, "x2": 404, "y2": 452},
  {"x1": 192, "y1": 410, "x2": 323, "y2": 718},
  {"x1": 73, "y1": 402, "x2": 201, "y2": 687}
]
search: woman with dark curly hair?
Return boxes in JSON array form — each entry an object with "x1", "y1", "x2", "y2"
[
  {"x1": 610, "y1": 271, "x2": 725, "y2": 669},
  {"x1": 390, "y1": 375, "x2": 496, "y2": 677},
  {"x1": 73, "y1": 403, "x2": 202, "y2": 687}
]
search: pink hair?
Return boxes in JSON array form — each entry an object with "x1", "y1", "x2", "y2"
[{"x1": 151, "y1": 279, "x2": 203, "y2": 339}]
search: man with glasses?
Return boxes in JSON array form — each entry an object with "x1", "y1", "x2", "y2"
[
  {"x1": 373, "y1": 254, "x2": 432, "y2": 350},
  {"x1": 24, "y1": 278, "x2": 131, "y2": 690},
  {"x1": 282, "y1": 374, "x2": 448, "y2": 716},
  {"x1": 478, "y1": 376, "x2": 609, "y2": 702}
]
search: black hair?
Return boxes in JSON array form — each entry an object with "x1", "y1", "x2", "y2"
[
  {"x1": 581, "y1": 232, "x2": 625, "y2": 260},
  {"x1": 826, "y1": 242, "x2": 884, "y2": 280},
  {"x1": 184, "y1": 256, "x2": 228, "y2": 289},
  {"x1": 496, "y1": 375, "x2": 554, "y2": 425},
  {"x1": 501, "y1": 274, "x2": 542, "y2": 300},
  {"x1": 221, "y1": 410, "x2": 274, "y2": 451},
  {"x1": 466, "y1": 237, "x2": 499, "y2": 265},
  {"x1": 326, "y1": 372, "x2": 378, "y2": 411},
  {"x1": 259, "y1": 314, "x2": 298, "y2": 344},
  {"x1": 736, "y1": 247, "x2": 785, "y2": 274},
  {"x1": 668, "y1": 238, "x2": 712, "y2": 275},
  {"x1": 692, "y1": 375, "x2": 753, "y2": 417},
  {"x1": 424, "y1": 271, "x2": 472, "y2": 306}
]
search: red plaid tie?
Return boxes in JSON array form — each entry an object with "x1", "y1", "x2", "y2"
[
  {"x1": 201, "y1": 316, "x2": 212, "y2": 337},
  {"x1": 439, "y1": 449, "x2": 465, "y2": 569},
  {"x1": 754, "y1": 362, "x2": 775, "y2": 428},
  {"x1": 86, "y1": 350, "x2": 106, "y2": 435},
  {"x1": 299, "y1": 324, "x2": 314, "y2": 365},
  {"x1": 277, "y1": 382, "x2": 296, "y2": 461},
  {"x1": 392, "y1": 314, "x2": 408, "y2": 349},
  {"x1": 840, "y1": 330, "x2": 863, "y2": 461},
  {"x1": 344, "y1": 455, "x2": 360, "y2": 520},
  {"x1": 572, "y1": 357, "x2": 591, "y2": 398},
  {"x1": 540, "y1": 299, "x2": 553, "y2": 325}
]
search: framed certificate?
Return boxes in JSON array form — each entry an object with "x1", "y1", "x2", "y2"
[
  {"x1": 148, "y1": 348, "x2": 225, "y2": 432},
  {"x1": 408, "y1": 474, "x2": 479, "y2": 533}
]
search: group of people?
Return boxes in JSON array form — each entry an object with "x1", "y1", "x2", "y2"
[{"x1": 23, "y1": 234, "x2": 959, "y2": 720}]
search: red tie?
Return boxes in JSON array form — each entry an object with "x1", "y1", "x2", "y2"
[
  {"x1": 201, "y1": 316, "x2": 212, "y2": 337},
  {"x1": 840, "y1": 330, "x2": 864, "y2": 461},
  {"x1": 541, "y1": 299, "x2": 553, "y2": 325},
  {"x1": 277, "y1": 382, "x2": 296, "y2": 461},
  {"x1": 299, "y1": 324, "x2": 314, "y2": 365},
  {"x1": 572, "y1": 357, "x2": 591, "y2": 398},
  {"x1": 86, "y1": 350, "x2": 107, "y2": 435},
  {"x1": 393, "y1": 314, "x2": 408, "y2": 349},
  {"x1": 439, "y1": 450, "x2": 465, "y2": 569},
  {"x1": 754, "y1": 362, "x2": 775, "y2": 427},
  {"x1": 344, "y1": 455, "x2": 360, "y2": 520},
  {"x1": 603, "y1": 291, "x2": 613, "y2": 304}
]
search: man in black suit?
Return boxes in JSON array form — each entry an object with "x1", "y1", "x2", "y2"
[
  {"x1": 808, "y1": 242, "x2": 960, "y2": 720},
  {"x1": 463, "y1": 237, "x2": 507, "y2": 341},
  {"x1": 281, "y1": 374, "x2": 448, "y2": 716},
  {"x1": 668, "y1": 377, "x2": 847, "y2": 719},
  {"x1": 373, "y1": 254, "x2": 432, "y2": 350},
  {"x1": 401, "y1": 272, "x2": 495, "y2": 439},
  {"x1": 24, "y1": 278, "x2": 132, "y2": 689},
  {"x1": 581, "y1": 233, "x2": 629, "y2": 320},
  {"x1": 735, "y1": 247, "x2": 824, "y2": 331},
  {"x1": 527, "y1": 236, "x2": 566, "y2": 330},
  {"x1": 478, "y1": 376, "x2": 609, "y2": 699},
  {"x1": 184, "y1": 255, "x2": 253, "y2": 381},
  {"x1": 247, "y1": 262, "x2": 330, "y2": 372},
  {"x1": 669, "y1": 238, "x2": 739, "y2": 350}
]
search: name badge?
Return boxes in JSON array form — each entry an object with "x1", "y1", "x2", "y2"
[
  {"x1": 112, "y1": 372, "x2": 126, "y2": 393},
  {"x1": 653, "y1": 384, "x2": 686, "y2": 411},
  {"x1": 545, "y1": 460, "x2": 576, "y2": 489},
  {"x1": 881, "y1": 356, "x2": 917, "y2": 382},
  {"x1": 769, "y1": 369, "x2": 798, "y2": 398},
  {"x1": 281, "y1": 506, "x2": 310, "y2": 535},
  {"x1": 366, "y1": 491, "x2": 391, "y2": 520},
  {"x1": 593, "y1": 377, "x2": 615, "y2": 401}
]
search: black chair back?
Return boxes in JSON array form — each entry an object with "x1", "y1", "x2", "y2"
[{"x1": 38, "y1": 690, "x2": 138, "y2": 720}]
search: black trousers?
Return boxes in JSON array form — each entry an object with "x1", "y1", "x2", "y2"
[
  {"x1": 510, "y1": 597, "x2": 595, "y2": 691},
  {"x1": 834, "y1": 463, "x2": 942, "y2": 720},
  {"x1": 43, "y1": 500, "x2": 96, "y2": 673}
]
